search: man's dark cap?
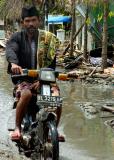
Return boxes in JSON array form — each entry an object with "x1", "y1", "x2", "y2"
[{"x1": 21, "y1": 6, "x2": 39, "y2": 20}]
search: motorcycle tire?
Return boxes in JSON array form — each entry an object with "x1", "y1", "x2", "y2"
[{"x1": 43, "y1": 121, "x2": 59, "y2": 160}]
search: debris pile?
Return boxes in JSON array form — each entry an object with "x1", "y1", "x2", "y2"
[{"x1": 56, "y1": 42, "x2": 114, "y2": 85}]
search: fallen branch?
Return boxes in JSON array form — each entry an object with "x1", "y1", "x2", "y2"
[{"x1": 88, "y1": 65, "x2": 99, "y2": 77}]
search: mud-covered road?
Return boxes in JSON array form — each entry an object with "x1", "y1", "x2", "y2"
[{"x1": 1, "y1": 55, "x2": 114, "y2": 160}]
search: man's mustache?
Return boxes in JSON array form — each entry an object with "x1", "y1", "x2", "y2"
[
  {"x1": 26, "y1": 27, "x2": 37, "y2": 33},
  {"x1": 27, "y1": 27, "x2": 36, "y2": 30}
]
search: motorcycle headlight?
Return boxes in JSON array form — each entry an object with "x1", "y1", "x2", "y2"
[{"x1": 40, "y1": 70, "x2": 56, "y2": 82}]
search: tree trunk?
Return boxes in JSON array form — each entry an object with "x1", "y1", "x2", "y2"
[
  {"x1": 101, "y1": 1, "x2": 108, "y2": 70},
  {"x1": 44, "y1": 0, "x2": 48, "y2": 30},
  {"x1": 70, "y1": 0, "x2": 75, "y2": 57},
  {"x1": 32, "y1": 0, "x2": 42, "y2": 5},
  {"x1": 83, "y1": 3, "x2": 88, "y2": 62}
]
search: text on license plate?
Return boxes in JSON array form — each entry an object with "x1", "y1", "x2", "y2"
[{"x1": 37, "y1": 95, "x2": 62, "y2": 103}]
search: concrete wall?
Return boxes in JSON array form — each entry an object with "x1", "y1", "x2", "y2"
[{"x1": 76, "y1": 15, "x2": 93, "y2": 52}]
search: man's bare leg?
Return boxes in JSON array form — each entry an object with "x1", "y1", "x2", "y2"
[{"x1": 10, "y1": 89, "x2": 32, "y2": 140}]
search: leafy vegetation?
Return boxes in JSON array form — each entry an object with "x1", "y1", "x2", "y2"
[{"x1": 0, "y1": 0, "x2": 71, "y2": 20}]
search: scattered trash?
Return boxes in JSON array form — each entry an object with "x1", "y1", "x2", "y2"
[
  {"x1": 104, "y1": 119, "x2": 114, "y2": 129},
  {"x1": 0, "y1": 40, "x2": 6, "y2": 48},
  {"x1": 79, "y1": 102, "x2": 99, "y2": 119}
]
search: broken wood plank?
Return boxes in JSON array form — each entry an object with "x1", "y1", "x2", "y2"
[{"x1": 101, "y1": 106, "x2": 114, "y2": 113}]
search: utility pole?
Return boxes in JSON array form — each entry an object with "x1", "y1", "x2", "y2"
[{"x1": 44, "y1": 0, "x2": 48, "y2": 31}]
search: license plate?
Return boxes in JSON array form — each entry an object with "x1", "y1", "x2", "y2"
[{"x1": 37, "y1": 95, "x2": 63, "y2": 107}]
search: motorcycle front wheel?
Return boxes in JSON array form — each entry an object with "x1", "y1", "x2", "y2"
[{"x1": 42, "y1": 121, "x2": 59, "y2": 160}]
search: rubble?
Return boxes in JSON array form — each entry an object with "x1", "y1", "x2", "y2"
[{"x1": 56, "y1": 43, "x2": 114, "y2": 86}]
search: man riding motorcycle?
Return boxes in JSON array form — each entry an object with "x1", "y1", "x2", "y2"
[{"x1": 6, "y1": 5, "x2": 65, "y2": 142}]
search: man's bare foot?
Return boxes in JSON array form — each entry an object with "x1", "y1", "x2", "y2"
[{"x1": 10, "y1": 128, "x2": 21, "y2": 141}]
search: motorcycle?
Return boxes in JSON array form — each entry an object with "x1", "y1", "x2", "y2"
[{"x1": 10, "y1": 68, "x2": 71, "y2": 160}]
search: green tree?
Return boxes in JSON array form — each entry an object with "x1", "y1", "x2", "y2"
[
  {"x1": 80, "y1": 0, "x2": 110, "y2": 69},
  {"x1": 47, "y1": 0, "x2": 71, "y2": 15}
]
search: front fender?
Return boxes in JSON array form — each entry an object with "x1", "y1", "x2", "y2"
[
  {"x1": 46, "y1": 112, "x2": 57, "y2": 121},
  {"x1": 37, "y1": 109, "x2": 57, "y2": 122}
]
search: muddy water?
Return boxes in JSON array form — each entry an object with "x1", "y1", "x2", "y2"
[
  {"x1": 1, "y1": 55, "x2": 114, "y2": 160},
  {"x1": 59, "y1": 82, "x2": 114, "y2": 160}
]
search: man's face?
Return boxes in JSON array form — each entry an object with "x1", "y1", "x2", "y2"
[{"x1": 22, "y1": 16, "x2": 39, "y2": 34}]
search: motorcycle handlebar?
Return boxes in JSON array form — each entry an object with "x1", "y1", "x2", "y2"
[
  {"x1": 11, "y1": 69, "x2": 78, "y2": 81},
  {"x1": 58, "y1": 73, "x2": 78, "y2": 80},
  {"x1": 11, "y1": 69, "x2": 38, "y2": 78}
]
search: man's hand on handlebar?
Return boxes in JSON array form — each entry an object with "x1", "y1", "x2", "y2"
[{"x1": 11, "y1": 63, "x2": 23, "y2": 74}]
